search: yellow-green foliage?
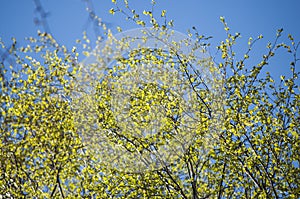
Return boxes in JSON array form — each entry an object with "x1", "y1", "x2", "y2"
[{"x1": 0, "y1": 1, "x2": 299, "y2": 198}]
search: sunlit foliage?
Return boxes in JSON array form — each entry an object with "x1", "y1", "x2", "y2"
[{"x1": 0, "y1": 0, "x2": 299, "y2": 198}]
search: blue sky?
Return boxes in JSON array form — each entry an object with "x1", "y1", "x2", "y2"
[{"x1": 1, "y1": 0, "x2": 300, "y2": 80}]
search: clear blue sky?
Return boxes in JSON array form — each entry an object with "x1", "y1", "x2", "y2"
[{"x1": 1, "y1": 0, "x2": 300, "y2": 80}]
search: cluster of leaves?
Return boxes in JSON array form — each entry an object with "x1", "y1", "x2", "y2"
[{"x1": 0, "y1": 0, "x2": 299, "y2": 198}]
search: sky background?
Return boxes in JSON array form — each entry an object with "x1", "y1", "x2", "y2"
[{"x1": 0, "y1": 0, "x2": 300, "y2": 81}]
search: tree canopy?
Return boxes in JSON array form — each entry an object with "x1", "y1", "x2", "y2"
[{"x1": 0, "y1": 0, "x2": 299, "y2": 198}]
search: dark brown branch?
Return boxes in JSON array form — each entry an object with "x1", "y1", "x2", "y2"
[
  {"x1": 175, "y1": 53, "x2": 212, "y2": 118},
  {"x1": 217, "y1": 161, "x2": 227, "y2": 199},
  {"x1": 163, "y1": 165, "x2": 188, "y2": 199}
]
